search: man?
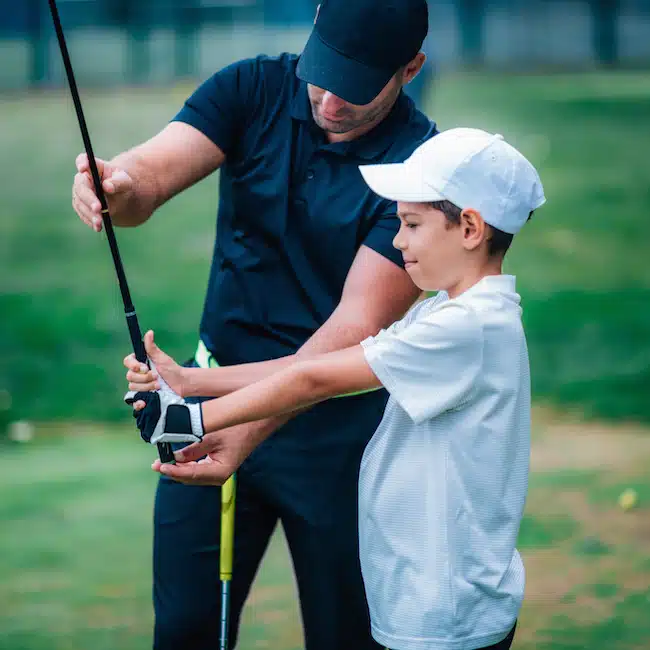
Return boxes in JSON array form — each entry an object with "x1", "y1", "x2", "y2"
[{"x1": 72, "y1": 1, "x2": 436, "y2": 648}]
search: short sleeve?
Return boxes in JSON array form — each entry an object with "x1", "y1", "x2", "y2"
[
  {"x1": 172, "y1": 57, "x2": 260, "y2": 157},
  {"x1": 361, "y1": 302, "x2": 483, "y2": 424},
  {"x1": 360, "y1": 204, "x2": 403, "y2": 268}
]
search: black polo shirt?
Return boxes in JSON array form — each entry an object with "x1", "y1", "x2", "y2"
[{"x1": 174, "y1": 53, "x2": 437, "y2": 367}]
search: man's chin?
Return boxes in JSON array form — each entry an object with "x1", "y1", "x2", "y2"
[{"x1": 313, "y1": 114, "x2": 355, "y2": 134}]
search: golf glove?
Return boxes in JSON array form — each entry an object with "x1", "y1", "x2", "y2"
[{"x1": 124, "y1": 362, "x2": 204, "y2": 446}]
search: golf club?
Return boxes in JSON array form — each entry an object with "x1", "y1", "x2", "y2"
[{"x1": 48, "y1": 0, "x2": 174, "y2": 465}]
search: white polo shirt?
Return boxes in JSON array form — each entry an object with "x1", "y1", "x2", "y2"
[{"x1": 359, "y1": 274, "x2": 530, "y2": 650}]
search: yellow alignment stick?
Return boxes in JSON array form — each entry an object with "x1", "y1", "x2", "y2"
[
  {"x1": 219, "y1": 474, "x2": 236, "y2": 650},
  {"x1": 195, "y1": 341, "x2": 237, "y2": 650}
]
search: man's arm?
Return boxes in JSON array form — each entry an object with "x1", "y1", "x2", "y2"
[
  {"x1": 73, "y1": 122, "x2": 225, "y2": 229},
  {"x1": 110, "y1": 122, "x2": 226, "y2": 226},
  {"x1": 183, "y1": 245, "x2": 421, "y2": 396}
]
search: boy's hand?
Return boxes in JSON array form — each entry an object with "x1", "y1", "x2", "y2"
[
  {"x1": 124, "y1": 330, "x2": 187, "y2": 396},
  {"x1": 124, "y1": 376, "x2": 204, "y2": 446}
]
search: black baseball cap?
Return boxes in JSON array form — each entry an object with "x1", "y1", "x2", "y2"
[{"x1": 296, "y1": 0, "x2": 429, "y2": 106}]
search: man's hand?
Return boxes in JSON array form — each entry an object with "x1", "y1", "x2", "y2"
[
  {"x1": 151, "y1": 435, "x2": 239, "y2": 486},
  {"x1": 151, "y1": 417, "x2": 284, "y2": 486},
  {"x1": 152, "y1": 455, "x2": 233, "y2": 486},
  {"x1": 72, "y1": 153, "x2": 135, "y2": 232},
  {"x1": 124, "y1": 330, "x2": 187, "y2": 396}
]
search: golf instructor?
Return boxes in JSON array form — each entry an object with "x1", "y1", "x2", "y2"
[{"x1": 71, "y1": 1, "x2": 436, "y2": 648}]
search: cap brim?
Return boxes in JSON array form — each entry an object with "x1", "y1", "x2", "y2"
[
  {"x1": 360, "y1": 162, "x2": 445, "y2": 203},
  {"x1": 297, "y1": 30, "x2": 395, "y2": 106}
]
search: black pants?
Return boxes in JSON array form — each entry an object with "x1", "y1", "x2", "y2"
[{"x1": 152, "y1": 394, "x2": 386, "y2": 650}]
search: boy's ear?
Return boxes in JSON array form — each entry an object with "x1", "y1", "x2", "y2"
[{"x1": 459, "y1": 208, "x2": 488, "y2": 251}]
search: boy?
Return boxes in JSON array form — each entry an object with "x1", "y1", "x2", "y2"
[{"x1": 126, "y1": 127, "x2": 546, "y2": 650}]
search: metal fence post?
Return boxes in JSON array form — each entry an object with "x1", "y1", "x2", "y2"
[
  {"x1": 590, "y1": 0, "x2": 620, "y2": 65},
  {"x1": 457, "y1": 0, "x2": 485, "y2": 67},
  {"x1": 28, "y1": 0, "x2": 48, "y2": 87}
]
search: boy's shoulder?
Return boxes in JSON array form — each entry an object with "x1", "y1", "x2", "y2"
[
  {"x1": 407, "y1": 291, "x2": 481, "y2": 329},
  {"x1": 394, "y1": 293, "x2": 485, "y2": 352},
  {"x1": 403, "y1": 291, "x2": 447, "y2": 323},
  {"x1": 402, "y1": 276, "x2": 523, "y2": 339}
]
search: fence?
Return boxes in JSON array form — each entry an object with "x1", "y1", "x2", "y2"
[{"x1": 1, "y1": 0, "x2": 649, "y2": 90}]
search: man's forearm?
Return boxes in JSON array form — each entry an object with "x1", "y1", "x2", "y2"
[
  {"x1": 223, "y1": 413, "x2": 293, "y2": 464},
  {"x1": 108, "y1": 149, "x2": 160, "y2": 227}
]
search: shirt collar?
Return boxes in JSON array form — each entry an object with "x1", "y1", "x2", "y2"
[
  {"x1": 291, "y1": 81, "x2": 414, "y2": 161},
  {"x1": 462, "y1": 275, "x2": 518, "y2": 299},
  {"x1": 290, "y1": 79, "x2": 313, "y2": 121}
]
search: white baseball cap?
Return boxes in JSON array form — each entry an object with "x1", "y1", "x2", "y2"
[{"x1": 359, "y1": 127, "x2": 546, "y2": 234}]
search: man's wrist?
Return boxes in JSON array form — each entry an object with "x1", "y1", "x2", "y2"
[{"x1": 233, "y1": 414, "x2": 291, "y2": 456}]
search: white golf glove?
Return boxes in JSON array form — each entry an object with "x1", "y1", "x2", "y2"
[{"x1": 124, "y1": 361, "x2": 204, "y2": 446}]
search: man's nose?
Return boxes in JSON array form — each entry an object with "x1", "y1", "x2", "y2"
[{"x1": 321, "y1": 91, "x2": 346, "y2": 113}]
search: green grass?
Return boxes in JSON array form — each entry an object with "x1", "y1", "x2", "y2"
[
  {"x1": 535, "y1": 588, "x2": 650, "y2": 650},
  {"x1": 517, "y1": 514, "x2": 580, "y2": 550},
  {"x1": 0, "y1": 427, "x2": 302, "y2": 650},
  {"x1": 2, "y1": 424, "x2": 649, "y2": 649},
  {"x1": 0, "y1": 430, "x2": 159, "y2": 649},
  {"x1": 1, "y1": 70, "x2": 650, "y2": 424}
]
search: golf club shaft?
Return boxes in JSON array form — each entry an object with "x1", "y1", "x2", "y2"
[{"x1": 48, "y1": 0, "x2": 174, "y2": 464}]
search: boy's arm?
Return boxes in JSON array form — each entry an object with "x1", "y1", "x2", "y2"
[
  {"x1": 200, "y1": 345, "x2": 382, "y2": 434},
  {"x1": 179, "y1": 245, "x2": 419, "y2": 397},
  {"x1": 149, "y1": 246, "x2": 415, "y2": 484},
  {"x1": 145, "y1": 345, "x2": 381, "y2": 483}
]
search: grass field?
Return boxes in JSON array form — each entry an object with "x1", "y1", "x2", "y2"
[
  {"x1": 1, "y1": 410, "x2": 648, "y2": 649},
  {"x1": 1, "y1": 69, "x2": 650, "y2": 649}
]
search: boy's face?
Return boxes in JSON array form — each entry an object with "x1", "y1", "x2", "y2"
[{"x1": 393, "y1": 202, "x2": 468, "y2": 293}]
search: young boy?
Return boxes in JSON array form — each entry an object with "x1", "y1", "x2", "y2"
[{"x1": 125, "y1": 127, "x2": 546, "y2": 650}]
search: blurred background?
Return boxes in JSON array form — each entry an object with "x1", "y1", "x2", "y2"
[{"x1": 1, "y1": 1, "x2": 649, "y2": 649}]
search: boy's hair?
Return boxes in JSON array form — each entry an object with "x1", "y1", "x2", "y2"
[{"x1": 430, "y1": 200, "x2": 533, "y2": 258}]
